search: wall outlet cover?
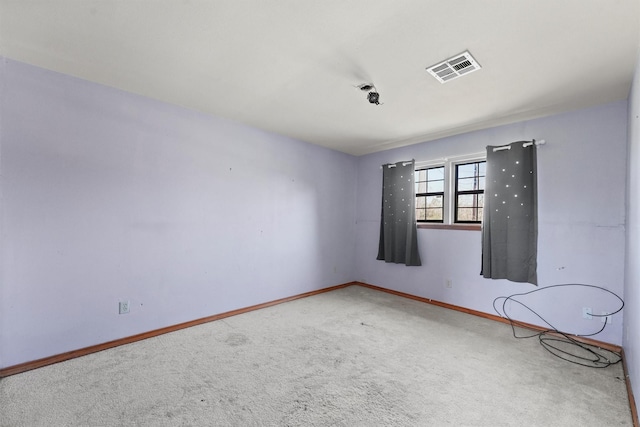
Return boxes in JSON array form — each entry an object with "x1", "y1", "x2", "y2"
[{"x1": 119, "y1": 301, "x2": 130, "y2": 315}]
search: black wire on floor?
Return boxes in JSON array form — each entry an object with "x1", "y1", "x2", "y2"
[{"x1": 493, "y1": 284, "x2": 624, "y2": 368}]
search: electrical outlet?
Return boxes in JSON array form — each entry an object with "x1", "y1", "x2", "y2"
[
  {"x1": 119, "y1": 301, "x2": 130, "y2": 315},
  {"x1": 582, "y1": 307, "x2": 592, "y2": 320},
  {"x1": 445, "y1": 279, "x2": 452, "y2": 288},
  {"x1": 601, "y1": 312, "x2": 612, "y2": 324}
]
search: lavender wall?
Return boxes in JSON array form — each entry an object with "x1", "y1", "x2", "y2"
[
  {"x1": 624, "y1": 50, "x2": 640, "y2": 401},
  {"x1": 0, "y1": 55, "x2": 632, "y2": 371},
  {"x1": 355, "y1": 101, "x2": 628, "y2": 345},
  {"x1": 0, "y1": 58, "x2": 357, "y2": 369}
]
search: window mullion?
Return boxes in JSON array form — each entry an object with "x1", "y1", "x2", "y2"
[{"x1": 446, "y1": 161, "x2": 454, "y2": 224}]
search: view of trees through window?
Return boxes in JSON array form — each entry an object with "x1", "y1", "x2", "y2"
[
  {"x1": 415, "y1": 166, "x2": 444, "y2": 222},
  {"x1": 414, "y1": 160, "x2": 485, "y2": 224},
  {"x1": 455, "y1": 161, "x2": 485, "y2": 223}
]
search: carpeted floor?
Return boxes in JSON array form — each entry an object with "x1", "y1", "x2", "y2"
[{"x1": 0, "y1": 285, "x2": 633, "y2": 426}]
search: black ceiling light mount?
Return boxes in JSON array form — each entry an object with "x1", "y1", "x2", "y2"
[{"x1": 357, "y1": 83, "x2": 381, "y2": 105}]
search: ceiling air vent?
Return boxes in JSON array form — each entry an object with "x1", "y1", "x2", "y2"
[{"x1": 426, "y1": 51, "x2": 481, "y2": 83}]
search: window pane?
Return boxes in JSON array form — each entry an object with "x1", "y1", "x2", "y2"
[
  {"x1": 427, "y1": 195, "x2": 443, "y2": 208},
  {"x1": 417, "y1": 170, "x2": 427, "y2": 181},
  {"x1": 427, "y1": 180, "x2": 444, "y2": 193},
  {"x1": 416, "y1": 182, "x2": 427, "y2": 193},
  {"x1": 457, "y1": 162, "x2": 485, "y2": 179},
  {"x1": 426, "y1": 208, "x2": 443, "y2": 221},
  {"x1": 416, "y1": 196, "x2": 426, "y2": 208},
  {"x1": 416, "y1": 208, "x2": 426, "y2": 221},
  {"x1": 457, "y1": 207, "x2": 481, "y2": 222},
  {"x1": 478, "y1": 176, "x2": 485, "y2": 190},
  {"x1": 477, "y1": 194, "x2": 484, "y2": 208},
  {"x1": 457, "y1": 208, "x2": 472, "y2": 221},
  {"x1": 457, "y1": 163, "x2": 477, "y2": 178},
  {"x1": 428, "y1": 167, "x2": 444, "y2": 180},
  {"x1": 457, "y1": 194, "x2": 475, "y2": 208},
  {"x1": 458, "y1": 177, "x2": 482, "y2": 191}
]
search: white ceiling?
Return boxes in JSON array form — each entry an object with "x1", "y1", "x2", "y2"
[{"x1": 1, "y1": 1, "x2": 639, "y2": 156}]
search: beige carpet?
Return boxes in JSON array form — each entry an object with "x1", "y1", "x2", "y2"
[{"x1": 0, "y1": 285, "x2": 632, "y2": 426}]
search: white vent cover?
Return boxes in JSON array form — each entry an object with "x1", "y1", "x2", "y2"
[{"x1": 426, "y1": 51, "x2": 481, "y2": 83}]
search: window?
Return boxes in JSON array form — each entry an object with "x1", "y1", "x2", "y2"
[
  {"x1": 415, "y1": 166, "x2": 444, "y2": 222},
  {"x1": 454, "y1": 161, "x2": 485, "y2": 223},
  {"x1": 414, "y1": 155, "x2": 486, "y2": 226}
]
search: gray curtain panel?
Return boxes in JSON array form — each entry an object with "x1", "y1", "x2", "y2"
[
  {"x1": 482, "y1": 142, "x2": 537, "y2": 285},
  {"x1": 377, "y1": 160, "x2": 422, "y2": 266}
]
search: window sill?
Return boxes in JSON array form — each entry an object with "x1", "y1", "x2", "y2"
[{"x1": 417, "y1": 223, "x2": 481, "y2": 231}]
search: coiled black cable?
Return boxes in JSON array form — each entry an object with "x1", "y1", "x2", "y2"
[{"x1": 493, "y1": 284, "x2": 624, "y2": 368}]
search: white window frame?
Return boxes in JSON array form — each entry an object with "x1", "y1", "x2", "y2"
[{"x1": 415, "y1": 151, "x2": 486, "y2": 226}]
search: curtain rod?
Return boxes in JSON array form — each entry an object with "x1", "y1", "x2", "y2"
[
  {"x1": 380, "y1": 139, "x2": 546, "y2": 169},
  {"x1": 380, "y1": 160, "x2": 414, "y2": 169},
  {"x1": 493, "y1": 139, "x2": 546, "y2": 152}
]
